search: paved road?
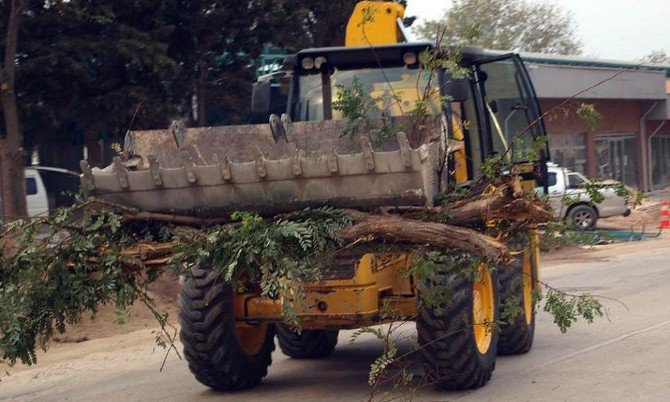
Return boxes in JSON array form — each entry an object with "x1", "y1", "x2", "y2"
[{"x1": 2, "y1": 239, "x2": 670, "y2": 401}]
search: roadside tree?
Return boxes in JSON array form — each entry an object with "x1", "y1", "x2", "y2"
[
  {"x1": 641, "y1": 49, "x2": 669, "y2": 64},
  {"x1": 0, "y1": 0, "x2": 28, "y2": 221},
  {"x1": 414, "y1": 0, "x2": 582, "y2": 55}
]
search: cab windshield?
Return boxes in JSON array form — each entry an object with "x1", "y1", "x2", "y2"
[
  {"x1": 477, "y1": 58, "x2": 542, "y2": 162},
  {"x1": 294, "y1": 66, "x2": 438, "y2": 122}
]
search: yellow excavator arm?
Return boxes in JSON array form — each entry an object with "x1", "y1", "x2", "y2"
[{"x1": 345, "y1": 1, "x2": 407, "y2": 46}]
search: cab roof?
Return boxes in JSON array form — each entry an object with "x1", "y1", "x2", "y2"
[{"x1": 284, "y1": 42, "x2": 494, "y2": 73}]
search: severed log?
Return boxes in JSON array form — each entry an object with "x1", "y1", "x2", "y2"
[
  {"x1": 115, "y1": 215, "x2": 509, "y2": 268},
  {"x1": 77, "y1": 174, "x2": 553, "y2": 268},
  {"x1": 386, "y1": 176, "x2": 554, "y2": 227},
  {"x1": 340, "y1": 214, "x2": 509, "y2": 264},
  {"x1": 119, "y1": 211, "x2": 229, "y2": 227}
]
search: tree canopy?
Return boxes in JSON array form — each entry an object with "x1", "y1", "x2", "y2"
[
  {"x1": 414, "y1": 0, "x2": 582, "y2": 55},
  {"x1": 4, "y1": 0, "x2": 359, "y2": 149},
  {"x1": 262, "y1": 0, "x2": 359, "y2": 51},
  {"x1": 16, "y1": 1, "x2": 181, "y2": 148}
]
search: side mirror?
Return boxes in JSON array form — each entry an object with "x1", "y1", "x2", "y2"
[
  {"x1": 536, "y1": 152, "x2": 549, "y2": 194},
  {"x1": 443, "y1": 78, "x2": 469, "y2": 103},
  {"x1": 489, "y1": 99, "x2": 498, "y2": 113},
  {"x1": 251, "y1": 82, "x2": 272, "y2": 116}
]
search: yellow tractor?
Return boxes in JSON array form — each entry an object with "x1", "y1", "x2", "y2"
[{"x1": 82, "y1": 0, "x2": 546, "y2": 391}]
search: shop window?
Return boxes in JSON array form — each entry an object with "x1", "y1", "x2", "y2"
[
  {"x1": 651, "y1": 134, "x2": 670, "y2": 189},
  {"x1": 549, "y1": 133, "x2": 587, "y2": 174},
  {"x1": 595, "y1": 135, "x2": 638, "y2": 188}
]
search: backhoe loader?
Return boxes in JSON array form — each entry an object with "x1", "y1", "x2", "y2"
[{"x1": 81, "y1": 0, "x2": 547, "y2": 391}]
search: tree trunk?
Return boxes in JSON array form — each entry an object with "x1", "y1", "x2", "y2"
[
  {"x1": 339, "y1": 215, "x2": 509, "y2": 264},
  {"x1": 196, "y1": 59, "x2": 207, "y2": 127},
  {"x1": 0, "y1": 0, "x2": 28, "y2": 222}
]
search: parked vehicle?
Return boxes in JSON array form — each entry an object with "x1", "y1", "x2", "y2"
[
  {"x1": 25, "y1": 168, "x2": 49, "y2": 218},
  {"x1": 540, "y1": 164, "x2": 630, "y2": 229},
  {"x1": 0, "y1": 168, "x2": 49, "y2": 221}
]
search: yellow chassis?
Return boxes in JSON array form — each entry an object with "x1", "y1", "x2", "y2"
[
  {"x1": 233, "y1": 164, "x2": 541, "y2": 331},
  {"x1": 235, "y1": 254, "x2": 417, "y2": 330}
]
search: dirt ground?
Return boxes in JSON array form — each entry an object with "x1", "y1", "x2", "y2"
[
  {"x1": 49, "y1": 272, "x2": 181, "y2": 344},
  {"x1": 598, "y1": 202, "x2": 664, "y2": 230}
]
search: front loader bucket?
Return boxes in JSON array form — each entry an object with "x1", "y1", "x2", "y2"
[{"x1": 81, "y1": 118, "x2": 443, "y2": 217}]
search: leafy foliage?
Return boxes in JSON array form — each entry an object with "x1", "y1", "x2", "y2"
[
  {"x1": 170, "y1": 208, "x2": 352, "y2": 327},
  {"x1": 542, "y1": 288, "x2": 604, "y2": 333},
  {"x1": 331, "y1": 76, "x2": 398, "y2": 150},
  {"x1": 0, "y1": 210, "x2": 145, "y2": 365},
  {"x1": 261, "y1": 1, "x2": 359, "y2": 51},
  {"x1": 0, "y1": 205, "x2": 352, "y2": 365},
  {"x1": 539, "y1": 220, "x2": 610, "y2": 250},
  {"x1": 575, "y1": 102, "x2": 603, "y2": 131},
  {"x1": 15, "y1": 1, "x2": 183, "y2": 144}
]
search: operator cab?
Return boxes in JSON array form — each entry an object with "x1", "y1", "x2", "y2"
[{"x1": 252, "y1": 42, "x2": 549, "y2": 185}]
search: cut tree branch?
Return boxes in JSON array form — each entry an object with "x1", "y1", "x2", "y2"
[{"x1": 339, "y1": 214, "x2": 509, "y2": 264}]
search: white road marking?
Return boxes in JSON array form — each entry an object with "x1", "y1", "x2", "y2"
[{"x1": 539, "y1": 318, "x2": 670, "y2": 369}]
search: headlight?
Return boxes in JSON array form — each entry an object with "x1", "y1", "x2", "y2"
[
  {"x1": 403, "y1": 52, "x2": 417, "y2": 65},
  {"x1": 314, "y1": 56, "x2": 327, "y2": 69},
  {"x1": 301, "y1": 57, "x2": 315, "y2": 70}
]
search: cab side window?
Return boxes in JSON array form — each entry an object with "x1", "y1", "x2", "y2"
[
  {"x1": 567, "y1": 173, "x2": 585, "y2": 189},
  {"x1": 547, "y1": 172, "x2": 557, "y2": 187},
  {"x1": 26, "y1": 177, "x2": 38, "y2": 196}
]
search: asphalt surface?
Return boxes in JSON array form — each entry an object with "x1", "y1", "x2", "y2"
[{"x1": 2, "y1": 238, "x2": 670, "y2": 401}]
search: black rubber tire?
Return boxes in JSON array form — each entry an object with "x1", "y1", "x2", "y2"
[
  {"x1": 178, "y1": 266, "x2": 275, "y2": 391},
  {"x1": 497, "y1": 252, "x2": 535, "y2": 355},
  {"x1": 567, "y1": 204, "x2": 597, "y2": 229},
  {"x1": 416, "y1": 260, "x2": 500, "y2": 390},
  {"x1": 276, "y1": 325, "x2": 339, "y2": 358}
]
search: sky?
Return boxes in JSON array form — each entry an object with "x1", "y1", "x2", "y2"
[{"x1": 405, "y1": 0, "x2": 670, "y2": 61}]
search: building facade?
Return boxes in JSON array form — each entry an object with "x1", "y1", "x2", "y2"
[{"x1": 519, "y1": 53, "x2": 670, "y2": 191}]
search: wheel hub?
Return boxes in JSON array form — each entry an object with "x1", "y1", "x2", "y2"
[
  {"x1": 472, "y1": 265, "x2": 494, "y2": 354},
  {"x1": 523, "y1": 251, "x2": 533, "y2": 326},
  {"x1": 235, "y1": 323, "x2": 269, "y2": 355},
  {"x1": 574, "y1": 211, "x2": 592, "y2": 227}
]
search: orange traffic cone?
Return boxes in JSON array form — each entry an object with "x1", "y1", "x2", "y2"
[{"x1": 661, "y1": 200, "x2": 670, "y2": 229}]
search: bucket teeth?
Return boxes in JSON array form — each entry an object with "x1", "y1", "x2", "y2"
[
  {"x1": 397, "y1": 132, "x2": 412, "y2": 168},
  {"x1": 327, "y1": 147, "x2": 339, "y2": 174},
  {"x1": 87, "y1": 140, "x2": 441, "y2": 216},
  {"x1": 281, "y1": 113, "x2": 292, "y2": 137},
  {"x1": 216, "y1": 152, "x2": 232, "y2": 181},
  {"x1": 147, "y1": 155, "x2": 163, "y2": 187},
  {"x1": 80, "y1": 160, "x2": 95, "y2": 191},
  {"x1": 287, "y1": 143, "x2": 302, "y2": 176},
  {"x1": 112, "y1": 156, "x2": 129, "y2": 189},
  {"x1": 269, "y1": 114, "x2": 285, "y2": 141},
  {"x1": 360, "y1": 138, "x2": 375, "y2": 171},
  {"x1": 253, "y1": 147, "x2": 267, "y2": 178},
  {"x1": 180, "y1": 150, "x2": 198, "y2": 184}
]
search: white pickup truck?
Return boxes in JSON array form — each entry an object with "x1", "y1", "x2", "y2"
[{"x1": 539, "y1": 164, "x2": 630, "y2": 229}]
